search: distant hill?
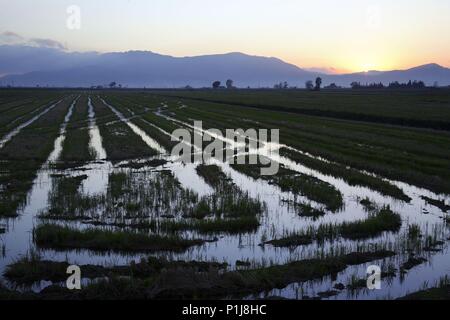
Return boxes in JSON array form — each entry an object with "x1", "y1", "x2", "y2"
[
  {"x1": 327, "y1": 63, "x2": 450, "y2": 87},
  {"x1": 0, "y1": 45, "x2": 449, "y2": 88}
]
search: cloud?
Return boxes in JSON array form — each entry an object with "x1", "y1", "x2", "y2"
[
  {"x1": 0, "y1": 31, "x2": 24, "y2": 43},
  {"x1": 0, "y1": 30, "x2": 66, "y2": 50},
  {"x1": 2, "y1": 31, "x2": 22, "y2": 38},
  {"x1": 29, "y1": 38, "x2": 66, "y2": 50}
]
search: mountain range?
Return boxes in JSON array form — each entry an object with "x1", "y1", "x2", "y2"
[{"x1": 1, "y1": 45, "x2": 449, "y2": 88}]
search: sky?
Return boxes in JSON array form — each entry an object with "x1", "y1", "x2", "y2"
[{"x1": 0, "y1": 0, "x2": 449, "y2": 73}]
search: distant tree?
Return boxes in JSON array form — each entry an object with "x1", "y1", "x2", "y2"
[
  {"x1": 305, "y1": 80, "x2": 314, "y2": 90},
  {"x1": 388, "y1": 80, "x2": 425, "y2": 89},
  {"x1": 388, "y1": 81, "x2": 400, "y2": 89},
  {"x1": 212, "y1": 81, "x2": 221, "y2": 89},
  {"x1": 351, "y1": 81, "x2": 385, "y2": 89},
  {"x1": 273, "y1": 81, "x2": 289, "y2": 89},
  {"x1": 315, "y1": 77, "x2": 322, "y2": 91},
  {"x1": 109, "y1": 81, "x2": 117, "y2": 88},
  {"x1": 226, "y1": 79, "x2": 234, "y2": 89},
  {"x1": 324, "y1": 83, "x2": 341, "y2": 89},
  {"x1": 433, "y1": 81, "x2": 439, "y2": 88},
  {"x1": 350, "y1": 81, "x2": 361, "y2": 89}
]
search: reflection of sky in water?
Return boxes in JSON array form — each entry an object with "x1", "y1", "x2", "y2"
[{"x1": 0, "y1": 98, "x2": 449, "y2": 299}]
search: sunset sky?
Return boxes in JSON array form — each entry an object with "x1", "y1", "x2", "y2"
[{"x1": 0, "y1": 0, "x2": 449, "y2": 73}]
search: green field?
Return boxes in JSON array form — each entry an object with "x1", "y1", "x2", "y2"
[{"x1": 0, "y1": 88, "x2": 449, "y2": 300}]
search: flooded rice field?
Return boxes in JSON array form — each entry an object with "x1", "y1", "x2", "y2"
[{"x1": 0, "y1": 93, "x2": 449, "y2": 300}]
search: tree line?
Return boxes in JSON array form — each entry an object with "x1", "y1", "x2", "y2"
[
  {"x1": 208, "y1": 78, "x2": 437, "y2": 91},
  {"x1": 350, "y1": 80, "x2": 426, "y2": 89}
]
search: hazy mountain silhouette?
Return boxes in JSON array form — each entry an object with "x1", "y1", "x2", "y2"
[
  {"x1": 327, "y1": 63, "x2": 450, "y2": 87},
  {"x1": 0, "y1": 45, "x2": 449, "y2": 87}
]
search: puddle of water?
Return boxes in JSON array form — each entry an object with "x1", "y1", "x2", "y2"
[
  {"x1": 247, "y1": 246, "x2": 450, "y2": 300},
  {"x1": 47, "y1": 97, "x2": 79, "y2": 163},
  {"x1": 88, "y1": 97, "x2": 107, "y2": 161}
]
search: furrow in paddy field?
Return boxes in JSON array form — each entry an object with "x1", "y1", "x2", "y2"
[
  {"x1": 0, "y1": 92, "x2": 59, "y2": 116},
  {"x1": 47, "y1": 96, "x2": 80, "y2": 163},
  {"x1": 99, "y1": 97, "x2": 165, "y2": 154},
  {"x1": 88, "y1": 96, "x2": 158, "y2": 161},
  {"x1": 0, "y1": 97, "x2": 30, "y2": 108},
  {"x1": 87, "y1": 97, "x2": 107, "y2": 160},
  {"x1": 0, "y1": 96, "x2": 76, "y2": 218},
  {"x1": 100, "y1": 96, "x2": 185, "y2": 150},
  {"x1": 0, "y1": 98, "x2": 64, "y2": 150},
  {"x1": 0, "y1": 98, "x2": 34, "y2": 112},
  {"x1": 135, "y1": 117, "x2": 182, "y2": 150},
  {"x1": 0, "y1": 99, "x2": 43, "y2": 130},
  {"x1": 0, "y1": 90, "x2": 59, "y2": 111},
  {"x1": 57, "y1": 96, "x2": 96, "y2": 168},
  {"x1": 5, "y1": 105, "x2": 47, "y2": 130}
]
